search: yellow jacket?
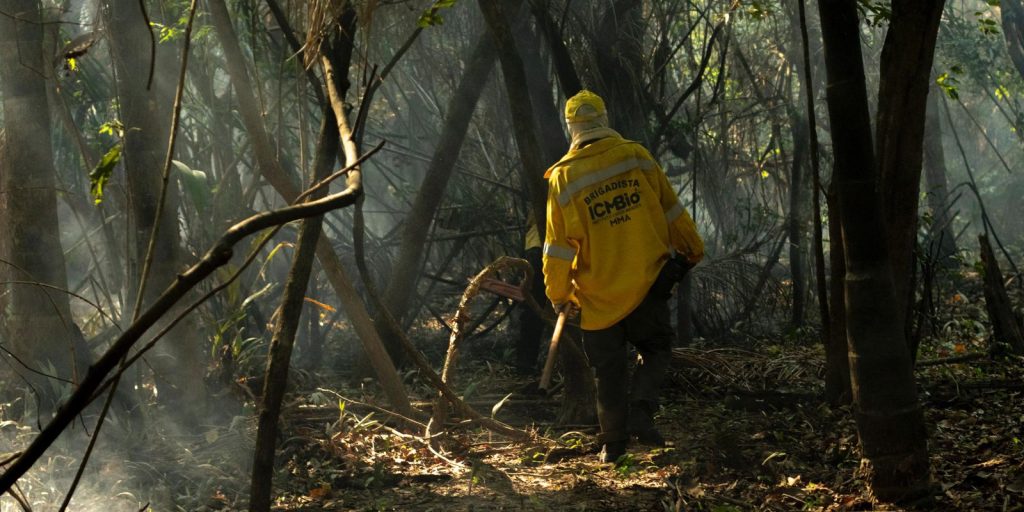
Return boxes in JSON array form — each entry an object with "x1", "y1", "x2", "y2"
[{"x1": 542, "y1": 135, "x2": 703, "y2": 330}]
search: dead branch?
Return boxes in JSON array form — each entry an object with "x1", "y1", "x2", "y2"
[
  {"x1": 916, "y1": 353, "x2": 988, "y2": 367},
  {"x1": 427, "y1": 256, "x2": 536, "y2": 439},
  {"x1": 0, "y1": 171, "x2": 365, "y2": 494}
]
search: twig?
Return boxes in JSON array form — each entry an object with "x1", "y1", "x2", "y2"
[
  {"x1": 315, "y1": 388, "x2": 427, "y2": 429},
  {"x1": 0, "y1": 452, "x2": 21, "y2": 467},
  {"x1": 6, "y1": 485, "x2": 30, "y2": 512}
]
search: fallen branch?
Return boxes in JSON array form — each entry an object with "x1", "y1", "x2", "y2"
[
  {"x1": 0, "y1": 167, "x2": 366, "y2": 494},
  {"x1": 314, "y1": 387, "x2": 427, "y2": 430},
  {"x1": 428, "y1": 257, "x2": 532, "y2": 437},
  {"x1": 916, "y1": 353, "x2": 987, "y2": 367}
]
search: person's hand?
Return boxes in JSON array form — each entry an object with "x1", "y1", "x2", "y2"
[{"x1": 553, "y1": 301, "x2": 580, "y2": 319}]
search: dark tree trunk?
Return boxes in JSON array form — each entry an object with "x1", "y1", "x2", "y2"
[
  {"x1": 379, "y1": 31, "x2": 497, "y2": 350},
  {"x1": 250, "y1": 113, "x2": 337, "y2": 512},
  {"x1": 875, "y1": 0, "x2": 946, "y2": 342},
  {"x1": 512, "y1": 12, "x2": 597, "y2": 422},
  {"x1": 795, "y1": 0, "x2": 834, "y2": 388},
  {"x1": 922, "y1": 86, "x2": 958, "y2": 268},
  {"x1": 480, "y1": 0, "x2": 596, "y2": 423},
  {"x1": 593, "y1": 0, "x2": 648, "y2": 143},
  {"x1": 478, "y1": 0, "x2": 547, "y2": 239},
  {"x1": 825, "y1": 188, "x2": 851, "y2": 405},
  {"x1": 1001, "y1": 0, "x2": 1024, "y2": 80},
  {"x1": 787, "y1": 115, "x2": 808, "y2": 328},
  {"x1": 0, "y1": 0, "x2": 84, "y2": 412},
  {"x1": 103, "y1": 0, "x2": 206, "y2": 413},
  {"x1": 817, "y1": 0, "x2": 931, "y2": 501},
  {"x1": 528, "y1": 0, "x2": 583, "y2": 97},
  {"x1": 979, "y1": 234, "x2": 1024, "y2": 355}
]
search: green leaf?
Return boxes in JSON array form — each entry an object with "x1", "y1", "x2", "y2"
[
  {"x1": 417, "y1": 0, "x2": 459, "y2": 27},
  {"x1": 89, "y1": 145, "x2": 122, "y2": 205},
  {"x1": 172, "y1": 160, "x2": 211, "y2": 213}
]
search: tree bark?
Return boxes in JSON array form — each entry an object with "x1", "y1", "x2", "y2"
[
  {"x1": 208, "y1": 0, "x2": 412, "y2": 417},
  {"x1": 979, "y1": 234, "x2": 1024, "y2": 355},
  {"x1": 825, "y1": 188, "x2": 851, "y2": 405},
  {"x1": 875, "y1": 0, "x2": 945, "y2": 342},
  {"x1": 0, "y1": 0, "x2": 84, "y2": 412},
  {"x1": 593, "y1": 0, "x2": 648, "y2": 143},
  {"x1": 479, "y1": 0, "x2": 548, "y2": 244},
  {"x1": 378, "y1": 29, "x2": 496, "y2": 356},
  {"x1": 103, "y1": 0, "x2": 206, "y2": 415},
  {"x1": 1001, "y1": 0, "x2": 1024, "y2": 81},
  {"x1": 528, "y1": 0, "x2": 583, "y2": 97},
  {"x1": 817, "y1": 0, "x2": 931, "y2": 501},
  {"x1": 249, "y1": 112, "x2": 337, "y2": 512}
]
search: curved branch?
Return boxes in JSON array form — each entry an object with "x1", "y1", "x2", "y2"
[{"x1": 0, "y1": 167, "x2": 366, "y2": 493}]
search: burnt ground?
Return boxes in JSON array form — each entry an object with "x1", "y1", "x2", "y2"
[
  {"x1": 261, "y1": 344, "x2": 1024, "y2": 512},
  {"x1": 2, "y1": 341, "x2": 1023, "y2": 511}
]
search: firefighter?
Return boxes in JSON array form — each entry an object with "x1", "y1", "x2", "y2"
[{"x1": 542, "y1": 90, "x2": 703, "y2": 463}]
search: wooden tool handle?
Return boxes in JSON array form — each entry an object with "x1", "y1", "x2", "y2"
[{"x1": 539, "y1": 309, "x2": 568, "y2": 390}]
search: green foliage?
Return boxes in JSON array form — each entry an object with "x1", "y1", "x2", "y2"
[
  {"x1": 742, "y1": 1, "x2": 774, "y2": 19},
  {"x1": 172, "y1": 160, "x2": 211, "y2": 213},
  {"x1": 417, "y1": 0, "x2": 458, "y2": 28},
  {"x1": 976, "y1": 12, "x2": 1001, "y2": 35},
  {"x1": 936, "y1": 68, "x2": 962, "y2": 100},
  {"x1": 857, "y1": 0, "x2": 891, "y2": 26},
  {"x1": 89, "y1": 144, "x2": 121, "y2": 205}
]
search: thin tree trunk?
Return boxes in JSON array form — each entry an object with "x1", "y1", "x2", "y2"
[
  {"x1": 825, "y1": 188, "x2": 850, "y2": 405},
  {"x1": 478, "y1": 0, "x2": 547, "y2": 244},
  {"x1": 208, "y1": 0, "x2": 413, "y2": 417},
  {"x1": 795, "y1": 0, "x2": 840, "y2": 401},
  {"x1": 817, "y1": 0, "x2": 931, "y2": 501},
  {"x1": 923, "y1": 85, "x2": 958, "y2": 268},
  {"x1": 379, "y1": 31, "x2": 497, "y2": 349},
  {"x1": 250, "y1": 112, "x2": 337, "y2": 512},
  {"x1": 979, "y1": 234, "x2": 1024, "y2": 355},
  {"x1": 787, "y1": 115, "x2": 808, "y2": 328},
  {"x1": 528, "y1": 0, "x2": 583, "y2": 97}
]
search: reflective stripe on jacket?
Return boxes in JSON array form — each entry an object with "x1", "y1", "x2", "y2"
[{"x1": 542, "y1": 135, "x2": 703, "y2": 330}]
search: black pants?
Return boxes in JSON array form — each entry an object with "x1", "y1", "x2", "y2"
[
  {"x1": 583, "y1": 291, "x2": 673, "y2": 443},
  {"x1": 517, "y1": 248, "x2": 546, "y2": 373}
]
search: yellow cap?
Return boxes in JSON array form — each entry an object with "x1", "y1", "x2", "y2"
[{"x1": 565, "y1": 90, "x2": 606, "y2": 123}]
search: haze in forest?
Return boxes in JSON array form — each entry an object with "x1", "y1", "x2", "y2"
[{"x1": 1, "y1": 0, "x2": 1023, "y2": 511}]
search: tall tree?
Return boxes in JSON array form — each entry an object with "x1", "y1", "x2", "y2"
[
  {"x1": 0, "y1": 0, "x2": 85, "y2": 411},
  {"x1": 102, "y1": 0, "x2": 206, "y2": 411},
  {"x1": 816, "y1": 0, "x2": 933, "y2": 501},
  {"x1": 380, "y1": 30, "x2": 497, "y2": 340},
  {"x1": 875, "y1": 1, "x2": 946, "y2": 342},
  {"x1": 922, "y1": 84, "x2": 958, "y2": 268}
]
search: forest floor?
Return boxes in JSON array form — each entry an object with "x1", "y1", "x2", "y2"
[
  {"x1": 3, "y1": 332, "x2": 1024, "y2": 511},
  {"x1": 257, "y1": 344, "x2": 1024, "y2": 512}
]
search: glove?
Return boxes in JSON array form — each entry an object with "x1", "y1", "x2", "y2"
[
  {"x1": 651, "y1": 255, "x2": 694, "y2": 299},
  {"x1": 553, "y1": 301, "x2": 580, "y2": 319}
]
